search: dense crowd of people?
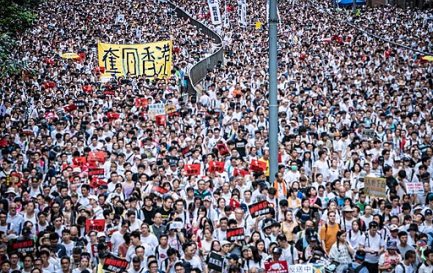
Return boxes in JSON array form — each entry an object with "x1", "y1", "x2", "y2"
[{"x1": 0, "y1": 0, "x2": 433, "y2": 273}]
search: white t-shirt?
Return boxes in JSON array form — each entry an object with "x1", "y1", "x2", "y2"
[
  {"x1": 395, "y1": 263, "x2": 415, "y2": 273},
  {"x1": 359, "y1": 232, "x2": 385, "y2": 263}
]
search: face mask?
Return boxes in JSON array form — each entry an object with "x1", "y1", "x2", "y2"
[{"x1": 291, "y1": 166, "x2": 298, "y2": 171}]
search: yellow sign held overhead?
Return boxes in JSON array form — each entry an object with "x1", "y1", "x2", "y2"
[
  {"x1": 97, "y1": 40, "x2": 173, "y2": 79},
  {"x1": 61, "y1": 53, "x2": 80, "y2": 59}
]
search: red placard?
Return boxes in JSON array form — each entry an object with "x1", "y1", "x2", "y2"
[
  {"x1": 85, "y1": 219, "x2": 105, "y2": 233},
  {"x1": 250, "y1": 160, "x2": 266, "y2": 172},
  {"x1": 106, "y1": 112, "x2": 120, "y2": 120},
  {"x1": 184, "y1": 164, "x2": 200, "y2": 176},
  {"x1": 88, "y1": 168, "x2": 104, "y2": 176},
  {"x1": 90, "y1": 177, "x2": 107, "y2": 189},
  {"x1": 264, "y1": 261, "x2": 288, "y2": 273},
  {"x1": 88, "y1": 151, "x2": 106, "y2": 163},
  {"x1": 208, "y1": 161, "x2": 224, "y2": 173},
  {"x1": 234, "y1": 168, "x2": 249, "y2": 177},
  {"x1": 83, "y1": 85, "x2": 93, "y2": 93},
  {"x1": 72, "y1": 157, "x2": 87, "y2": 167},
  {"x1": 152, "y1": 186, "x2": 169, "y2": 197},
  {"x1": 64, "y1": 104, "x2": 77, "y2": 112},
  {"x1": 135, "y1": 98, "x2": 148, "y2": 107},
  {"x1": 217, "y1": 143, "x2": 230, "y2": 156},
  {"x1": 155, "y1": 115, "x2": 166, "y2": 127}
]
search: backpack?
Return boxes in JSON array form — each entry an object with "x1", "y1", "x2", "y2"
[
  {"x1": 396, "y1": 263, "x2": 406, "y2": 273},
  {"x1": 344, "y1": 263, "x2": 366, "y2": 273}
]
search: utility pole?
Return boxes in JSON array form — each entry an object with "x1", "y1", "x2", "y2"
[{"x1": 268, "y1": 0, "x2": 278, "y2": 183}]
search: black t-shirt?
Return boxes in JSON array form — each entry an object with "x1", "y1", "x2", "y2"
[
  {"x1": 142, "y1": 207, "x2": 156, "y2": 225},
  {"x1": 295, "y1": 208, "x2": 313, "y2": 223},
  {"x1": 234, "y1": 138, "x2": 248, "y2": 157},
  {"x1": 157, "y1": 207, "x2": 173, "y2": 225}
]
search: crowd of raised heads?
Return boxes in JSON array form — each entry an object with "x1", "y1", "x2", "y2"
[{"x1": 0, "y1": 0, "x2": 433, "y2": 273}]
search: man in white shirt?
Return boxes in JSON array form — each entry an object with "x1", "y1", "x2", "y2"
[
  {"x1": 395, "y1": 250, "x2": 416, "y2": 273},
  {"x1": 359, "y1": 221, "x2": 385, "y2": 273}
]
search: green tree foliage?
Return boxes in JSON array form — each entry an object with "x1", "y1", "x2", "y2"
[{"x1": 0, "y1": 0, "x2": 39, "y2": 77}]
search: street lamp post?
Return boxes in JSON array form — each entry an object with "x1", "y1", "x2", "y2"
[{"x1": 268, "y1": 0, "x2": 278, "y2": 183}]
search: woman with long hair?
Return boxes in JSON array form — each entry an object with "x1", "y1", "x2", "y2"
[
  {"x1": 329, "y1": 230, "x2": 355, "y2": 273},
  {"x1": 347, "y1": 220, "x2": 364, "y2": 251},
  {"x1": 248, "y1": 231, "x2": 262, "y2": 246},
  {"x1": 255, "y1": 239, "x2": 267, "y2": 260},
  {"x1": 287, "y1": 188, "x2": 302, "y2": 210},
  {"x1": 281, "y1": 210, "x2": 298, "y2": 242}
]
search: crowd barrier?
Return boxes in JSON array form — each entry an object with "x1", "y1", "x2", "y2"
[{"x1": 168, "y1": 1, "x2": 224, "y2": 97}]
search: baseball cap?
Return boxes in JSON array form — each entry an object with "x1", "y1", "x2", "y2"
[
  {"x1": 272, "y1": 247, "x2": 282, "y2": 255},
  {"x1": 389, "y1": 224, "x2": 399, "y2": 231}
]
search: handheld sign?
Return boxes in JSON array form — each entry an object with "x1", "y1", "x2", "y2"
[
  {"x1": 152, "y1": 186, "x2": 169, "y2": 197},
  {"x1": 184, "y1": 164, "x2": 200, "y2": 176},
  {"x1": 208, "y1": 251, "x2": 224, "y2": 272},
  {"x1": 8, "y1": 239, "x2": 35, "y2": 254},
  {"x1": 226, "y1": 227, "x2": 245, "y2": 242},
  {"x1": 265, "y1": 261, "x2": 288, "y2": 273},
  {"x1": 85, "y1": 219, "x2": 105, "y2": 233},
  {"x1": 208, "y1": 161, "x2": 224, "y2": 173},
  {"x1": 249, "y1": 200, "x2": 271, "y2": 218},
  {"x1": 364, "y1": 177, "x2": 387, "y2": 199},
  {"x1": 103, "y1": 256, "x2": 128, "y2": 272},
  {"x1": 406, "y1": 182, "x2": 424, "y2": 194}
]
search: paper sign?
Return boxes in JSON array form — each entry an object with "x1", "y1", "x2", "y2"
[
  {"x1": 103, "y1": 256, "x2": 128, "y2": 272},
  {"x1": 249, "y1": 200, "x2": 271, "y2": 218},
  {"x1": 406, "y1": 182, "x2": 424, "y2": 194},
  {"x1": 148, "y1": 103, "x2": 165, "y2": 120},
  {"x1": 135, "y1": 98, "x2": 148, "y2": 107},
  {"x1": 8, "y1": 239, "x2": 35, "y2": 254},
  {"x1": 364, "y1": 177, "x2": 387, "y2": 199},
  {"x1": 165, "y1": 104, "x2": 176, "y2": 114},
  {"x1": 265, "y1": 261, "x2": 289, "y2": 273},
  {"x1": 85, "y1": 219, "x2": 105, "y2": 233},
  {"x1": 288, "y1": 264, "x2": 314, "y2": 273},
  {"x1": 250, "y1": 160, "x2": 267, "y2": 172},
  {"x1": 184, "y1": 164, "x2": 200, "y2": 176},
  {"x1": 208, "y1": 161, "x2": 224, "y2": 173},
  {"x1": 227, "y1": 227, "x2": 245, "y2": 241},
  {"x1": 217, "y1": 142, "x2": 230, "y2": 156},
  {"x1": 208, "y1": 251, "x2": 224, "y2": 272}
]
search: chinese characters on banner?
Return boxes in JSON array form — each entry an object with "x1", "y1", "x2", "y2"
[
  {"x1": 208, "y1": 0, "x2": 222, "y2": 25},
  {"x1": 97, "y1": 40, "x2": 172, "y2": 80}
]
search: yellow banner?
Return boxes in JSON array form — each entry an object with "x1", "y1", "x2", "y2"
[{"x1": 97, "y1": 40, "x2": 172, "y2": 79}]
